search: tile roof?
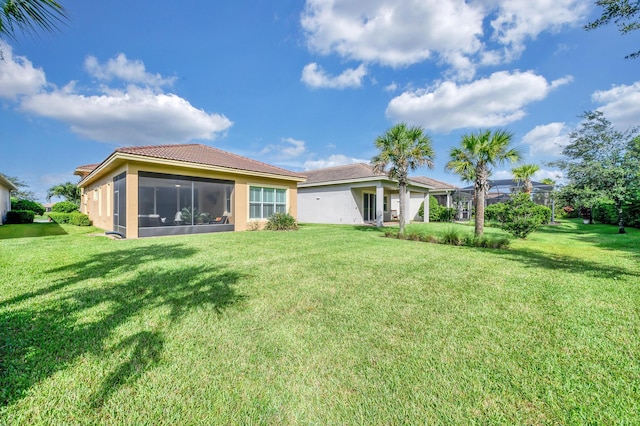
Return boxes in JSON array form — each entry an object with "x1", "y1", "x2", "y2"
[
  {"x1": 302, "y1": 163, "x2": 386, "y2": 184},
  {"x1": 74, "y1": 163, "x2": 100, "y2": 176},
  {"x1": 83, "y1": 144, "x2": 305, "y2": 179},
  {"x1": 301, "y1": 163, "x2": 458, "y2": 190},
  {"x1": 409, "y1": 176, "x2": 458, "y2": 190}
]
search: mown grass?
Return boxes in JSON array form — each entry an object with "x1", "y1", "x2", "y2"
[{"x1": 1, "y1": 220, "x2": 638, "y2": 424}]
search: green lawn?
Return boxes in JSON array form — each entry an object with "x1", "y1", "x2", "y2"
[{"x1": 1, "y1": 221, "x2": 638, "y2": 424}]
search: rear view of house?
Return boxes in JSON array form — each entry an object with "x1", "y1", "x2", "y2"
[{"x1": 76, "y1": 144, "x2": 305, "y2": 238}]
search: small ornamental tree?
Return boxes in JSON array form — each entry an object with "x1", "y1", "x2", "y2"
[{"x1": 500, "y1": 193, "x2": 550, "y2": 239}]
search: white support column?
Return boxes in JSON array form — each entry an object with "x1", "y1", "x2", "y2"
[
  {"x1": 423, "y1": 191, "x2": 429, "y2": 223},
  {"x1": 376, "y1": 184, "x2": 384, "y2": 227},
  {"x1": 446, "y1": 191, "x2": 452, "y2": 208}
]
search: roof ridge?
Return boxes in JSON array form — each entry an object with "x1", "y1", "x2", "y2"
[
  {"x1": 116, "y1": 143, "x2": 199, "y2": 152},
  {"x1": 305, "y1": 162, "x2": 373, "y2": 173},
  {"x1": 197, "y1": 144, "x2": 304, "y2": 176}
]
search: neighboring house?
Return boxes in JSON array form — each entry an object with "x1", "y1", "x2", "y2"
[
  {"x1": 392, "y1": 176, "x2": 458, "y2": 217},
  {"x1": 0, "y1": 174, "x2": 18, "y2": 225},
  {"x1": 75, "y1": 144, "x2": 306, "y2": 238},
  {"x1": 297, "y1": 163, "x2": 457, "y2": 226}
]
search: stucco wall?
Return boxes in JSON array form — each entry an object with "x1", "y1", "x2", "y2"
[
  {"x1": 298, "y1": 184, "x2": 363, "y2": 224},
  {"x1": 390, "y1": 192, "x2": 429, "y2": 221}
]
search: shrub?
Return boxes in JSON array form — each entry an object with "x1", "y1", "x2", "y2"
[
  {"x1": 6, "y1": 210, "x2": 35, "y2": 224},
  {"x1": 418, "y1": 196, "x2": 456, "y2": 222},
  {"x1": 48, "y1": 212, "x2": 71, "y2": 224},
  {"x1": 11, "y1": 199, "x2": 45, "y2": 216},
  {"x1": 48, "y1": 211, "x2": 91, "y2": 226},
  {"x1": 502, "y1": 217, "x2": 541, "y2": 239},
  {"x1": 69, "y1": 211, "x2": 92, "y2": 226},
  {"x1": 494, "y1": 193, "x2": 551, "y2": 239},
  {"x1": 485, "y1": 202, "x2": 508, "y2": 222},
  {"x1": 441, "y1": 227, "x2": 464, "y2": 246},
  {"x1": 264, "y1": 212, "x2": 298, "y2": 231},
  {"x1": 52, "y1": 201, "x2": 79, "y2": 213}
]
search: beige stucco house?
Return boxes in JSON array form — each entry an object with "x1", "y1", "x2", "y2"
[
  {"x1": 76, "y1": 144, "x2": 305, "y2": 238},
  {"x1": 0, "y1": 174, "x2": 18, "y2": 225}
]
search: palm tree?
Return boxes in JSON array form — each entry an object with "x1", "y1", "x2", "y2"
[
  {"x1": 512, "y1": 164, "x2": 540, "y2": 194},
  {"x1": 1, "y1": 0, "x2": 66, "y2": 39},
  {"x1": 47, "y1": 181, "x2": 80, "y2": 204},
  {"x1": 446, "y1": 129, "x2": 522, "y2": 236},
  {"x1": 371, "y1": 123, "x2": 435, "y2": 234}
]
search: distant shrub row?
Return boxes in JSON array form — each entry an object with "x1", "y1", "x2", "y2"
[
  {"x1": 51, "y1": 201, "x2": 80, "y2": 213},
  {"x1": 384, "y1": 227, "x2": 510, "y2": 249},
  {"x1": 48, "y1": 211, "x2": 92, "y2": 226}
]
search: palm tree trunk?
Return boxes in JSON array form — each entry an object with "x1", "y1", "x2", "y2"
[
  {"x1": 398, "y1": 181, "x2": 407, "y2": 235},
  {"x1": 475, "y1": 188, "x2": 485, "y2": 236},
  {"x1": 474, "y1": 166, "x2": 488, "y2": 236}
]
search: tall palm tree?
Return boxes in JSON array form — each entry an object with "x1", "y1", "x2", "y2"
[
  {"x1": 47, "y1": 181, "x2": 80, "y2": 204},
  {"x1": 446, "y1": 129, "x2": 521, "y2": 236},
  {"x1": 1, "y1": 0, "x2": 66, "y2": 39},
  {"x1": 371, "y1": 123, "x2": 435, "y2": 234},
  {"x1": 512, "y1": 164, "x2": 540, "y2": 194}
]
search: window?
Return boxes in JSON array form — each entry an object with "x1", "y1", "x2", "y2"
[{"x1": 249, "y1": 186, "x2": 286, "y2": 219}]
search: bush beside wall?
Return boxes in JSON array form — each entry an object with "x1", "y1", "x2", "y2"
[
  {"x1": 6, "y1": 210, "x2": 35, "y2": 224},
  {"x1": 49, "y1": 211, "x2": 92, "y2": 226}
]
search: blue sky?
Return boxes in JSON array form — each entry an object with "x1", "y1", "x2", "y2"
[{"x1": 1, "y1": 0, "x2": 638, "y2": 202}]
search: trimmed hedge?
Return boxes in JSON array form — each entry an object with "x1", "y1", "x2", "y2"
[
  {"x1": 6, "y1": 210, "x2": 35, "y2": 224},
  {"x1": 49, "y1": 211, "x2": 92, "y2": 226},
  {"x1": 11, "y1": 199, "x2": 45, "y2": 216},
  {"x1": 51, "y1": 201, "x2": 80, "y2": 213}
]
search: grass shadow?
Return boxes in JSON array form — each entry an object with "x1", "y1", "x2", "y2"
[
  {"x1": 488, "y1": 246, "x2": 638, "y2": 279},
  {"x1": 0, "y1": 223, "x2": 68, "y2": 239},
  {"x1": 0, "y1": 244, "x2": 245, "y2": 408}
]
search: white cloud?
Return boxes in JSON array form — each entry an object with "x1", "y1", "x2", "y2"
[
  {"x1": 301, "y1": 62, "x2": 367, "y2": 89},
  {"x1": 261, "y1": 137, "x2": 307, "y2": 159},
  {"x1": 487, "y1": 0, "x2": 589, "y2": 63},
  {"x1": 1, "y1": 48, "x2": 233, "y2": 145},
  {"x1": 384, "y1": 82, "x2": 398, "y2": 92},
  {"x1": 84, "y1": 53, "x2": 175, "y2": 87},
  {"x1": 386, "y1": 71, "x2": 572, "y2": 132},
  {"x1": 0, "y1": 43, "x2": 46, "y2": 99},
  {"x1": 521, "y1": 122, "x2": 570, "y2": 157},
  {"x1": 20, "y1": 84, "x2": 232, "y2": 145},
  {"x1": 592, "y1": 82, "x2": 640, "y2": 130},
  {"x1": 490, "y1": 168, "x2": 563, "y2": 182},
  {"x1": 304, "y1": 154, "x2": 368, "y2": 170},
  {"x1": 301, "y1": 0, "x2": 589, "y2": 78},
  {"x1": 533, "y1": 169, "x2": 563, "y2": 182}
]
